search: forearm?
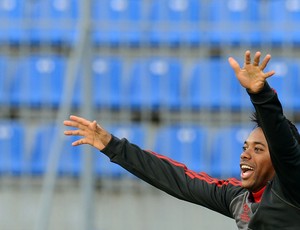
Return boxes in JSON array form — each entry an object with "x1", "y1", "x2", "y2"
[{"x1": 101, "y1": 136, "x2": 240, "y2": 217}]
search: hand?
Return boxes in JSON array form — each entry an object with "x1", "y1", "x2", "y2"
[
  {"x1": 63, "y1": 115, "x2": 112, "y2": 151},
  {"x1": 228, "y1": 50, "x2": 275, "y2": 94}
]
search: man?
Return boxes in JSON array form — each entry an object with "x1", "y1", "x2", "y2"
[{"x1": 64, "y1": 51, "x2": 300, "y2": 229}]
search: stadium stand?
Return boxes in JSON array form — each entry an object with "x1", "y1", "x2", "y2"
[
  {"x1": 29, "y1": 124, "x2": 83, "y2": 176},
  {"x1": 266, "y1": 59, "x2": 300, "y2": 111},
  {"x1": 0, "y1": 120, "x2": 24, "y2": 175},
  {"x1": 148, "y1": 0, "x2": 203, "y2": 46},
  {"x1": 92, "y1": 0, "x2": 145, "y2": 46},
  {"x1": 0, "y1": 56, "x2": 12, "y2": 106},
  {"x1": 28, "y1": 0, "x2": 79, "y2": 46},
  {"x1": 94, "y1": 123, "x2": 146, "y2": 177},
  {"x1": 210, "y1": 125, "x2": 252, "y2": 178},
  {"x1": 262, "y1": 0, "x2": 300, "y2": 46},
  {"x1": 0, "y1": 0, "x2": 28, "y2": 44},
  {"x1": 185, "y1": 59, "x2": 252, "y2": 111},
  {"x1": 9, "y1": 54, "x2": 82, "y2": 108},
  {"x1": 128, "y1": 57, "x2": 182, "y2": 110},
  {"x1": 206, "y1": 0, "x2": 261, "y2": 46},
  {"x1": 92, "y1": 56, "x2": 125, "y2": 109},
  {"x1": 153, "y1": 124, "x2": 210, "y2": 173}
]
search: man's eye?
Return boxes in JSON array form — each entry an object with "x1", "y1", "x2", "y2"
[
  {"x1": 242, "y1": 146, "x2": 247, "y2": 151},
  {"x1": 254, "y1": 147, "x2": 263, "y2": 152}
]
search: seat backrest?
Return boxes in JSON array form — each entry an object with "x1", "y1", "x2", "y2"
[
  {"x1": 153, "y1": 124, "x2": 209, "y2": 173},
  {"x1": 92, "y1": 56, "x2": 124, "y2": 109},
  {"x1": 129, "y1": 57, "x2": 182, "y2": 110},
  {"x1": 0, "y1": 120, "x2": 25, "y2": 175},
  {"x1": 210, "y1": 125, "x2": 251, "y2": 178}
]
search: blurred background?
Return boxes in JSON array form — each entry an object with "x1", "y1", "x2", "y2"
[{"x1": 1, "y1": 0, "x2": 300, "y2": 229}]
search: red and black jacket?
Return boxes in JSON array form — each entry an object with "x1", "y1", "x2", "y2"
[{"x1": 101, "y1": 83, "x2": 300, "y2": 229}]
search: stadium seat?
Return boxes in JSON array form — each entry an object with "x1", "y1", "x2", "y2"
[
  {"x1": 266, "y1": 59, "x2": 300, "y2": 111},
  {"x1": 207, "y1": 0, "x2": 261, "y2": 46},
  {"x1": 92, "y1": 56, "x2": 125, "y2": 109},
  {"x1": 148, "y1": 0, "x2": 204, "y2": 46},
  {"x1": 92, "y1": 0, "x2": 145, "y2": 46},
  {"x1": 128, "y1": 57, "x2": 182, "y2": 110},
  {"x1": 28, "y1": 0, "x2": 79, "y2": 46},
  {"x1": 0, "y1": 56, "x2": 12, "y2": 106},
  {"x1": 153, "y1": 124, "x2": 210, "y2": 173},
  {"x1": 262, "y1": 0, "x2": 300, "y2": 45},
  {"x1": 185, "y1": 59, "x2": 252, "y2": 111},
  {"x1": 0, "y1": 0, "x2": 28, "y2": 44},
  {"x1": 30, "y1": 124, "x2": 83, "y2": 176},
  {"x1": 0, "y1": 121, "x2": 25, "y2": 175},
  {"x1": 10, "y1": 55, "x2": 80, "y2": 108},
  {"x1": 94, "y1": 124, "x2": 146, "y2": 177},
  {"x1": 210, "y1": 125, "x2": 252, "y2": 178}
]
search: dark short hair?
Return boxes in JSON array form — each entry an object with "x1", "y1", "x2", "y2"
[{"x1": 250, "y1": 112, "x2": 300, "y2": 144}]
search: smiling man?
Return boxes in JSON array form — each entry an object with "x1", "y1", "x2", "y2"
[
  {"x1": 64, "y1": 51, "x2": 300, "y2": 229},
  {"x1": 240, "y1": 121, "x2": 275, "y2": 194}
]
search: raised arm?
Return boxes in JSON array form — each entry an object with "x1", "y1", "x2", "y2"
[{"x1": 229, "y1": 51, "x2": 300, "y2": 204}]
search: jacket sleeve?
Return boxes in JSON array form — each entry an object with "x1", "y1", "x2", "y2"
[
  {"x1": 101, "y1": 135, "x2": 244, "y2": 218},
  {"x1": 248, "y1": 82, "x2": 300, "y2": 204}
]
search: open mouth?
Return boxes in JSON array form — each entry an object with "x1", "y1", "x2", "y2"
[{"x1": 240, "y1": 164, "x2": 254, "y2": 180}]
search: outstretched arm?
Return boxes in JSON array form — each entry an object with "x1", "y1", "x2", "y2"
[
  {"x1": 63, "y1": 115, "x2": 112, "y2": 151},
  {"x1": 228, "y1": 50, "x2": 275, "y2": 93}
]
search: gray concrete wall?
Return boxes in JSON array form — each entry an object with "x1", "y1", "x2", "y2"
[{"x1": 0, "y1": 178, "x2": 236, "y2": 230}]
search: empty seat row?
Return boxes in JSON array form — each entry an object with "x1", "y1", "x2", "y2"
[
  {"x1": 0, "y1": 0, "x2": 300, "y2": 46},
  {"x1": 1, "y1": 55, "x2": 299, "y2": 111},
  {"x1": 0, "y1": 121, "x2": 256, "y2": 178}
]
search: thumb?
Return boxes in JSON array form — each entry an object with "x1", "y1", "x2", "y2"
[
  {"x1": 264, "y1": 70, "x2": 275, "y2": 79},
  {"x1": 228, "y1": 57, "x2": 241, "y2": 75}
]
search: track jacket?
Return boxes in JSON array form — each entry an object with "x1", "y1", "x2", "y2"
[{"x1": 101, "y1": 83, "x2": 300, "y2": 229}]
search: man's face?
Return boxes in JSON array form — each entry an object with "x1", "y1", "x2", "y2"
[{"x1": 240, "y1": 127, "x2": 275, "y2": 192}]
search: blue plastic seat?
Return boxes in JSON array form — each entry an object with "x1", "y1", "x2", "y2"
[
  {"x1": 266, "y1": 59, "x2": 300, "y2": 111},
  {"x1": 92, "y1": 0, "x2": 145, "y2": 46},
  {"x1": 148, "y1": 0, "x2": 203, "y2": 46},
  {"x1": 0, "y1": 0, "x2": 28, "y2": 44},
  {"x1": 129, "y1": 57, "x2": 182, "y2": 110},
  {"x1": 10, "y1": 55, "x2": 81, "y2": 108},
  {"x1": 207, "y1": 0, "x2": 261, "y2": 46},
  {"x1": 94, "y1": 124, "x2": 146, "y2": 177},
  {"x1": 262, "y1": 0, "x2": 300, "y2": 45},
  {"x1": 210, "y1": 125, "x2": 252, "y2": 178},
  {"x1": 92, "y1": 56, "x2": 125, "y2": 109},
  {"x1": 30, "y1": 124, "x2": 83, "y2": 176},
  {"x1": 185, "y1": 59, "x2": 252, "y2": 111},
  {"x1": 28, "y1": 0, "x2": 79, "y2": 46},
  {"x1": 0, "y1": 121, "x2": 25, "y2": 175},
  {"x1": 153, "y1": 124, "x2": 209, "y2": 173},
  {"x1": 0, "y1": 56, "x2": 13, "y2": 106}
]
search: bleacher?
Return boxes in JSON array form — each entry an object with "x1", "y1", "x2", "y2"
[{"x1": 1, "y1": 0, "x2": 300, "y2": 180}]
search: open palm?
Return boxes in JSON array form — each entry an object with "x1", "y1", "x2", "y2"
[{"x1": 228, "y1": 50, "x2": 275, "y2": 94}]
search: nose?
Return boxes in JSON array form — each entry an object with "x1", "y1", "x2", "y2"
[{"x1": 240, "y1": 149, "x2": 251, "y2": 160}]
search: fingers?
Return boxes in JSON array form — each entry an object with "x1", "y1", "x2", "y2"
[
  {"x1": 64, "y1": 129, "x2": 83, "y2": 136},
  {"x1": 228, "y1": 57, "x2": 241, "y2": 75},
  {"x1": 260, "y1": 54, "x2": 271, "y2": 70},
  {"x1": 253, "y1": 51, "x2": 261, "y2": 66},
  {"x1": 244, "y1": 50, "x2": 251, "y2": 65},
  {"x1": 69, "y1": 115, "x2": 92, "y2": 126},
  {"x1": 71, "y1": 139, "x2": 87, "y2": 146},
  {"x1": 264, "y1": 70, "x2": 275, "y2": 79}
]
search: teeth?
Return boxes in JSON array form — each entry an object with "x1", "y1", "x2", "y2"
[{"x1": 241, "y1": 165, "x2": 254, "y2": 170}]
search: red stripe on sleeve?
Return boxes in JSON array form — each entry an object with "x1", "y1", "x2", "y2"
[{"x1": 147, "y1": 150, "x2": 241, "y2": 187}]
